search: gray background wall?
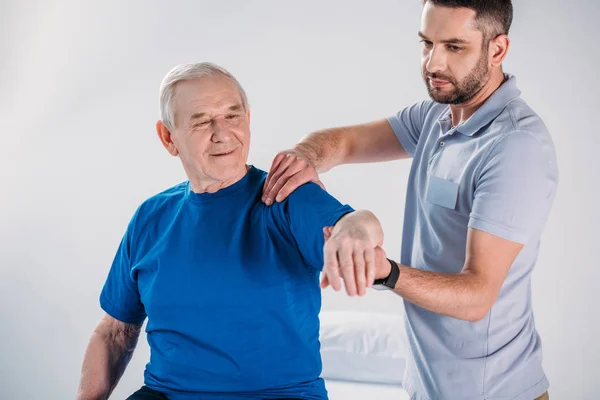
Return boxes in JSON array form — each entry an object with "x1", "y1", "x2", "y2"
[{"x1": 1, "y1": 0, "x2": 598, "y2": 398}]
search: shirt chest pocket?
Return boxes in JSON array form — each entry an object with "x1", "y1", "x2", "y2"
[{"x1": 426, "y1": 175, "x2": 459, "y2": 210}]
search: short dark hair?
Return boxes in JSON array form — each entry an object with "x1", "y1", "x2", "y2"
[{"x1": 423, "y1": 0, "x2": 513, "y2": 41}]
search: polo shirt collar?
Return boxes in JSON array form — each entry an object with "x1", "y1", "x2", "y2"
[{"x1": 437, "y1": 74, "x2": 521, "y2": 137}]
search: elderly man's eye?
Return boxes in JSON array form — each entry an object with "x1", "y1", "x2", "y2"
[{"x1": 226, "y1": 114, "x2": 240, "y2": 120}]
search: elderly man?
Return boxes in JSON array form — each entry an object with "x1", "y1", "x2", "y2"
[{"x1": 76, "y1": 62, "x2": 384, "y2": 400}]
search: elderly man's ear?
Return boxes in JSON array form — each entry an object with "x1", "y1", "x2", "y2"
[{"x1": 156, "y1": 120, "x2": 179, "y2": 157}]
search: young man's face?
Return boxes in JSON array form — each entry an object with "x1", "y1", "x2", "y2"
[{"x1": 419, "y1": 2, "x2": 492, "y2": 104}]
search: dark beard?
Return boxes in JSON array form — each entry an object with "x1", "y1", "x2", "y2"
[{"x1": 423, "y1": 48, "x2": 490, "y2": 104}]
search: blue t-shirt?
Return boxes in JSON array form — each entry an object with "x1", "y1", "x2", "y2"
[{"x1": 100, "y1": 166, "x2": 353, "y2": 400}]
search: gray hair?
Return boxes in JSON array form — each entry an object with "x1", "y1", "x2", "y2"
[{"x1": 159, "y1": 62, "x2": 249, "y2": 131}]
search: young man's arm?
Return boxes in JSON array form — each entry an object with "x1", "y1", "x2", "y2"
[
  {"x1": 262, "y1": 118, "x2": 409, "y2": 205},
  {"x1": 360, "y1": 228, "x2": 523, "y2": 322},
  {"x1": 325, "y1": 131, "x2": 558, "y2": 320},
  {"x1": 77, "y1": 313, "x2": 142, "y2": 400}
]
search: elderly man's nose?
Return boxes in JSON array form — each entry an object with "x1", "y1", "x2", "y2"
[{"x1": 211, "y1": 126, "x2": 232, "y2": 142}]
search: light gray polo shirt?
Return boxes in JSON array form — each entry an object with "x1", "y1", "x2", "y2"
[{"x1": 388, "y1": 75, "x2": 558, "y2": 400}]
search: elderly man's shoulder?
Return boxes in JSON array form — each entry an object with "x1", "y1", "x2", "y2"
[
  {"x1": 253, "y1": 166, "x2": 336, "y2": 207},
  {"x1": 133, "y1": 181, "x2": 189, "y2": 219},
  {"x1": 276, "y1": 181, "x2": 347, "y2": 213},
  {"x1": 147, "y1": 180, "x2": 188, "y2": 204},
  {"x1": 288, "y1": 181, "x2": 331, "y2": 201}
]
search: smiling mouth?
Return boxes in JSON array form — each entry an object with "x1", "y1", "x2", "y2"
[{"x1": 211, "y1": 149, "x2": 236, "y2": 156}]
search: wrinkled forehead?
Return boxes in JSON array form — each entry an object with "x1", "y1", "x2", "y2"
[
  {"x1": 173, "y1": 76, "x2": 243, "y2": 122},
  {"x1": 420, "y1": 3, "x2": 482, "y2": 42}
]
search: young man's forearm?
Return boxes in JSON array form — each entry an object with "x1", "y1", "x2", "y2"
[
  {"x1": 77, "y1": 325, "x2": 141, "y2": 400},
  {"x1": 293, "y1": 119, "x2": 408, "y2": 173},
  {"x1": 391, "y1": 265, "x2": 493, "y2": 322},
  {"x1": 294, "y1": 127, "x2": 351, "y2": 173}
]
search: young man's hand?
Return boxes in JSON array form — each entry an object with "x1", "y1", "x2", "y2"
[{"x1": 262, "y1": 148, "x2": 325, "y2": 205}]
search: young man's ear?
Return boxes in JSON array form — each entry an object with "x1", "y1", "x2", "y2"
[{"x1": 489, "y1": 34, "x2": 510, "y2": 67}]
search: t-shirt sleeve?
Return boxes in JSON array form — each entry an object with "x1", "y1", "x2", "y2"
[
  {"x1": 387, "y1": 100, "x2": 434, "y2": 157},
  {"x1": 99, "y1": 209, "x2": 147, "y2": 325},
  {"x1": 468, "y1": 131, "x2": 558, "y2": 244},
  {"x1": 284, "y1": 183, "x2": 354, "y2": 270}
]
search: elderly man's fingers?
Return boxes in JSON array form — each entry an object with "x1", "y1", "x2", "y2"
[
  {"x1": 323, "y1": 226, "x2": 334, "y2": 241},
  {"x1": 353, "y1": 250, "x2": 367, "y2": 296},
  {"x1": 324, "y1": 242, "x2": 343, "y2": 291},
  {"x1": 320, "y1": 274, "x2": 330, "y2": 289},
  {"x1": 364, "y1": 247, "x2": 376, "y2": 287},
  {"x1": 338, "y1": 244, "x2": 357, "y2": 296}
]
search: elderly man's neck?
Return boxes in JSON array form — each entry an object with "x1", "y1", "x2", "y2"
[{"x1": 189, "y1": 165, "x2": 250, "y2": 194}]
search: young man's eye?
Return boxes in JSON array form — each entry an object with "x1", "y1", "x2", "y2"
[
  {"x1": 420, "y1": 40, "x2": 433, "y2": 47},
  {"x1": 448, "y1": 45, "x2": 462, "y2": 52}
]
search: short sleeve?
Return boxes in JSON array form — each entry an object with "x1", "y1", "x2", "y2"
[
  {"x1": 99, "y1": 209, "x2": 147, "y2": 325},
  {"x1": 387, "y1": 100, "x2": 435, "y2": 157},
  {"x1": 468, "y1": 131, "x2": 558, "y2": 244},
  {"x1": 284, "y1": 183, "x2": 354, "y2": 270}
]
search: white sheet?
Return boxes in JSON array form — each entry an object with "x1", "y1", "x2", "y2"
[
  {"x1": 319, "y1": 311, "x2": 406, "y2": 385},
  {"x1": 325, "y1": 379, "x2": 409, "y2": 400}
]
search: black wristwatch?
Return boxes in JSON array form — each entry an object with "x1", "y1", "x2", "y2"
[{"x1": 372, "y1": 258, "x2": 400, "y2": 291}]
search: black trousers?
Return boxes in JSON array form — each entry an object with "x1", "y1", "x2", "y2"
[
  {"x1": 126, "y1": 386, "x2": 167, "y2": 399},
  {"x1": 127, "y1": 385, "x2": 302, "y2": 400}
]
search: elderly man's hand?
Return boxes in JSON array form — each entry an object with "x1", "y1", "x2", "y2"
[
  {"x1": 262, "y1": 149, "x2": 325, "y2": 205},
  {"x1": 321, "y1": 226, "x2": 389, "y2": 296}
]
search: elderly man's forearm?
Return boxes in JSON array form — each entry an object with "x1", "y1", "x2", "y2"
[
  {"x1": 77, "y1": 332, "x2": 137, "y2": 400},
  {"x1": 77, "y1": 333, "x2": 112, "y2": 400}
]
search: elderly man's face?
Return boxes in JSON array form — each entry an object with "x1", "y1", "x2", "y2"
[{"x1": 169, "y1": 76, "x2": 250, "y2": 188}]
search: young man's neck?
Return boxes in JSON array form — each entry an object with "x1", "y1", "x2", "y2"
[{"x1": 450, "y1": 69, "x2": 506, "y2": 126}]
